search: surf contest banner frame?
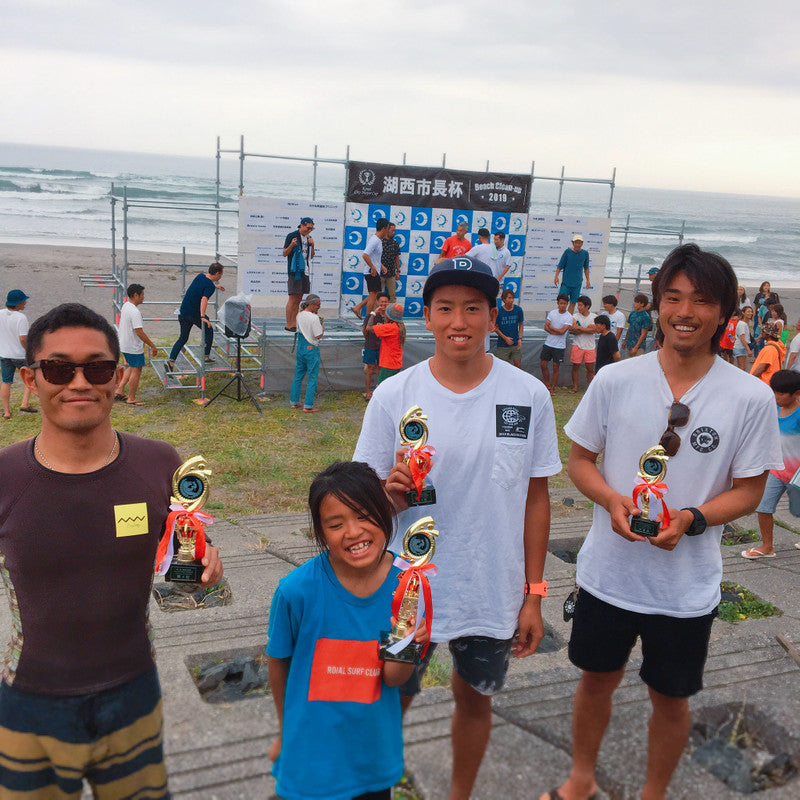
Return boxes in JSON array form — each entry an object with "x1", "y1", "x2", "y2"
[{"x1": 236, "y1": 162, "x2": 609, "y2": 318}]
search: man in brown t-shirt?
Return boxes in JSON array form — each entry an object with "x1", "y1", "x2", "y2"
[{"x1": 0, "y1": 303, "x2": 223, "y2": 798}]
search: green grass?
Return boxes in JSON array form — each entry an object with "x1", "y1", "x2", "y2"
[
  {"x1": 420, "y1": 653, "x2": 452, "y2": 689},
  {"x1": 0, "y1": 364, "x2": 584, "y2": 516},
  {"x1": 718, "y1": 582, "x2": 781, "y2": 623}
]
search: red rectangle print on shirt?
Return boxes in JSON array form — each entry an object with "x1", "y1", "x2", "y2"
[{"x1": 308, "y1": 638, "x2": 382, "y2": 704}]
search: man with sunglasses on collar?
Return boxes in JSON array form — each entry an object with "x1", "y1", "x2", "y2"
[
  {"x1": 542, "y1": 245, "x2": 781, "y2": 800},
  {"x1": 0, "y1": 303, "x2": 222, "y2": 799}
]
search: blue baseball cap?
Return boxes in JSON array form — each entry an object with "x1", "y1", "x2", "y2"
[
  {"x1": 300, "y1": 217, "x2": 314, "y2": 225},
  {"x1": 5, "y1": 289, "x2": 29, "y2": 307},
  {"x1": 422, "y1": 256, "x2": 499, "y2": 306},
  {"x1": 648, "y1": 267, "x2": 660, "y2": 276}
]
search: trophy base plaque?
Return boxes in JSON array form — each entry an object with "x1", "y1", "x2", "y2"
[
  {"x1": 379, "y1": 630, "x2": 424, "y2": 664},
  {"x1": 630, "y1": 516, "x2": 660, "y2": 537},
  {"x1": 166, "y1": 559, "x2": 204, "y2": 583},
  {"x1": 406, "y1": 486, "x2": 436, "y2": 507}
]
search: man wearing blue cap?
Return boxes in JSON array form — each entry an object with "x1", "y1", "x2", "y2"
[
  {"x1": 0, "y1": 289, "x2": 35, "y2": 419},
  {"x1": 354, "y1": 256, "x2": 561, "y2": 799},
  {"x1": 283, "y1": 218, "x2": 315, "y2": 332}
]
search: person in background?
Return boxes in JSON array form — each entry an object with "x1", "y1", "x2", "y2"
[
  {"x1": 115, "y1": 283, "x2": 158, "y2": 406},
  {"x1": 283, "y1": 217, "x2": 315, "y2": 332},
  {"x1": 381, "y1": 222, "x2": 401, "y2": 302},
  {"x1": 621, "y1": 293, "x2": 652, "y2": 357},
  {"x1": 785, "y1": 319, "x2": 800, "y2": 372},
  {"x1": 362, "y1": 292, "x2": 389, "y2": 400},
  {"x1": 167, "y1": 262, "x2": 224, "y2": 370},
  {"x1": 369, "y1": 302, "x2": 405, "y2": 385},
  {"x1": 733, "y1": 306, "x2": 754, "y2": 370},
  {"x1": 569, "y1": 295, "x2": 598, "y2": 392},
  {"x1": 770, "y1": 303, "x2": 787, "y2": 338},
  {"x1": 290, "y1": 294, "x2": 324, "y2": 413},
  {"x1": 436, "y1": 221, "x2": 473, "y2": 263},
  {"x1": 751, "y1": 321, "x2": 786, "y2": 386},
  {"x1": 541, "y1": 293, "x2": 573, "y2": 393},
  {"x1": 554, "y1": 234, "x2": 591, "y2": 314},
  {"x1": 594, "y1": 314, "x2": 620, "y2": 372},
  {"x1": 601, "y1": 295, "x2": 626, "y2": 343},
  {"x1": 0, "y1": 289, "x2": 35, "y2": 419},
  {"x1": 352, "y1": 219, "x2": 391, "y2": 319},
  {"x1": 737, "y1": 285, "x2": 749, "y2": 310},
  {"x1": 493, "y1": 288, "x2": 524, "y2": 368},
  {"x1": 718, "y1": 312, "x2": 737, "y2": 363},
  {"x1": 742, "y1": 370, "x2": 800, "y2": 559}
]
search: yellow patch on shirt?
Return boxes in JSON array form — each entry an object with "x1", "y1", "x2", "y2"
[{"x1": 114, "y1": 503, "x2": 149, "y2": 537}]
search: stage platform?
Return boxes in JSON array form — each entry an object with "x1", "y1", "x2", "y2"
[{"x1": 150, "y1": 315, "x2": 551, "y2": 400}]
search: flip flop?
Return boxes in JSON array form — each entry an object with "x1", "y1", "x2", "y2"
[
  {"x1": 303, "y1": 407, "x2": 320, "y2": 413},
  {"x1": 19, "y1": 406, "x2": 38, "y2": 413},
  {"x1": 114, "y1": 394, "x2": 127, "y2": 401},
  {"x1": 546, "y1": 789, "x2": 597, "y2": 800},
  {"x1": 741, "y1": 547, "x2": 776, "y2": 559},
  {"x1": 126, "y1": 400, "x2": 146, "y2": 406},
  {"x1": 2, "y1": 414, "x2": 10, "y2": 420},
  {"x1": 794, "y1": 543, "x2": 800, "y2": 550}
]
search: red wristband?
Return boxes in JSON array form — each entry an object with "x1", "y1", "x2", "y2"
[{"x1": 524, "y1": 581, "x2": 547, "y2": 597}]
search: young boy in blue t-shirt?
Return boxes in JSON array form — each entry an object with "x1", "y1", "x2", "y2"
[
  {"x1": 622, "y1": 293, "x2": 652, "y2": 357},
  {"x1": 493, "y1": 288, "x2": 524, "y2": 368}
]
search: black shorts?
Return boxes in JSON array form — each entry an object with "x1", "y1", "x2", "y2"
[
  {"x1": 364, "y1": 274, "x2": 382, "y2": 293},
  {"x1": 288, "y1": 274, "x2": 310, "y2": 296},
  {"x1": 540, "y1": 344, "x2": 566, "y2": 363},
  {"x1": 568, "y1": 588, "x2": 717, "y2": 698}
]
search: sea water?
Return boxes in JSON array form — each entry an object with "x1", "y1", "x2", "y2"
[{"x1": 1, "y1": 142, "x2": 798, "y2": 287}]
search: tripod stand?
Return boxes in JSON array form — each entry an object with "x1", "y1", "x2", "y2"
[{"x1": 204, "y1": 333, "x2": 262, "y2": 413}]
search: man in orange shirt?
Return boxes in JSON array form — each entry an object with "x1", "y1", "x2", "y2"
[
  {"x1": 367, "y1": 302, "x2": 405, "y2": 384},
  {"x1": 436, "y1": 222, "x2": 472, "y2": 262},
  {"x1": 751, "y1": 321, "x2": 786, "y2": 385}
]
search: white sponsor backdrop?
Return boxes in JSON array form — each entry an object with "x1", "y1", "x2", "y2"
[
  {"x1": 521, "y1": 216, "x2": 611, "y2": 318},
  {"x1": 237, "y1": 197, "x2": 345, "y2": 312}
]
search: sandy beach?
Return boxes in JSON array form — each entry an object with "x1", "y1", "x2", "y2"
[{"x1": 2, "y1": 242, "x2": 799, "y2": 334}]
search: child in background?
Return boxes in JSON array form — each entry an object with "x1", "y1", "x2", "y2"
[
  {"x1": 362, "y1": 292, "x2": 389, "y2": 400},
  {"x1": 541, "y1": 293, "x2": 573, "y2": 393},
  {"x1": 493, "y1": 288, "x2": 525, "y2": 368},
  {"x1": 267, "y1": 461, "x2": 427, "y2": 800},
  {"x1": 622, "y1": 293, "x2": 652, "y2": 357},
  {"x1": 742, "y1": 371, "x2": 800, "y2": 559},
  {"x1": 718, "y1": 313, "x2": 737, "y2": 363},
  {"x1": 733, "y1": 306, "x2": 754, "y2": 370},
  {"x1": 601, "y1": 294, "x2": 626, "y2": 343},
  {"x1": 771, "y1": 303, "x2": 788, "y2": 340},
  {"x1": 370, "y1": 302, "x2": 406, "y2": 385},
  {"x1": 568, "y1": 295, "x2": 597, "y2": 392},
  {"x1": 594, "y1": 314, "x2": 620, "y2": 372}
]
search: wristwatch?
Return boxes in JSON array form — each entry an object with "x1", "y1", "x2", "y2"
[
  {"x1": 524, "y1": 581, "x2": 548, "y2": 597},
  {"x1": 682, "y1": 507, "x2": 707, "y2": 537}
]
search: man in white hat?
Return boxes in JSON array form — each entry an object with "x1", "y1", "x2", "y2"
[{"x1": 554, "y1": 234, "x2": 592, "y2": 314}]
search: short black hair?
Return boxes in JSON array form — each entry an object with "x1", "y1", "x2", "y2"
[
  {"x1": 127, "y1": 283, "x2": 144, "y2": 298},
  {"x1": 308, "y1": 461, "x2": 395, "y2": 553},
  {"x1": 376, "y1": 218, "x2": 390, "y2": 232},
  {"x1": 602, "y1": 294, "x2": 618, "y2": 307},
  {"x1": 770, "y1": 370, "x2": 800, "y2": 394},
  {"x1": 26, "y1": 303, "x2": 120, "y2": 364},
  {"x1": 556, "y1": 293, "x2": 569, "y2": 303},
  {"x1": 208, "y1": 261, "x2": 224, "y2": 276},
  {"x1": 376, "y1": 291, "x2": 390, "y2": 301},
  {"x1": 493, "y1": 231, "x2": 506, "y2": 240},
  {"x1": 577, "y1": 295, "x2": 591, "y2": 308},
  {"x1": 478, "y1": 227, "x2": 490, "y2": 238},
  {"x1": 501, "y1": 288, "x2": 515, "y2": 301},
  {"x1": 633, "y1": 293, "x2": 649, "y2": 305},
  {"x1": 652, "y1": 243, "x2": 737, "y2": 353},
  {"x1": 595, "y1": 314, "x2": 611, "y2": 330}
]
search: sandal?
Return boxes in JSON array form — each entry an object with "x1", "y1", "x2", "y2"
[
  {"x1": 545, "y1": 789, "x2": 597, "y2": 800},
  {"x1": 126, "y1": 400, "x2": 146, "y2": 406},
  {"x1": 741, "y1": 547, "x2": 776, "y2": 559},
  {"x1": 114, "y1": 394, "x2": 127, "y2": 402},
  {"x1": 19, "y1": 406, "x2": 38, "y2": 413}
]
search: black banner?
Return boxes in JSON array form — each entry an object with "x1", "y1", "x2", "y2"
[{"x1": 347, "y1": 161, "x2": 531, "y2": 213}]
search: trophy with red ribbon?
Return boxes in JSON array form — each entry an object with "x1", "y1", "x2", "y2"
[
  {"x1": 379, "y1": 516, "x2": 438, "y2": 664},
  {"x1": 400, "y1": 405, "x2": 436, "y2": 506},
  {"x1": 630, "y1": 445, "x2": 670, "y2": 537},
  {"x1": 155, "y1": 456, "x2": 214, "y2": 582}
]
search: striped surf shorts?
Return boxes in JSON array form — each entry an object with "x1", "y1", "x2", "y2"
[{"x1": 0, "y1": 667, "x2": 169, "y2": 799}]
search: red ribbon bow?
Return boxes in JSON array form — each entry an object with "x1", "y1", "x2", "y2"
[
  {"x1": 154, "y1": 508, "x2": 209, "y2": 574},
  {"x1": 391, "y1": 564, "x2": 435, "y2": 659},
  {"x1": 406, "y1": 445, "x2": 435, "y2": 500},
  {"x1": 632, "y1": 481, "x2": 671, "y2": 528}
]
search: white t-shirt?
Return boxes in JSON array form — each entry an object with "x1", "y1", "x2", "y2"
[
  {"x1": 363, "y1": 234, "x2": 383, "y2": 276},
  {"x1": 787, "y1": 335, "x2": 800, "y2": 371},
  {"x1": 353, "y1": 357, "x2": 562, "y2": 641},
  {"x1": 735, "y1": 320, "x2": 751, "y2": 349},
  {"x1": 544, "y1": 309, "x2": 573, "y2": 349},
  {"x1": 572, "y1": 311, "x2": 597, "y2": 350},
  {"x1": 118, "y1": 302, "x2": 144, "y2": 355},
  {"x1": 0, "y1": 309, "x2": 28, "y2": 359},
  {"x1": 296, "y1": 309, "x2": 323, "y2": 347},
  {"x1": 466, "y1": 243, "x2": 512, "y2": 280},
  {"x1": 564, "y1": 352, "x2": 781, "y2": 617},
  {"x1": 607, "y1": 309, "x2": 626, "y2": 339}
]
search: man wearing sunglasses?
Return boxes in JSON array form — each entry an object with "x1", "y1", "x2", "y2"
[
  {"x1": 0, "y1": 303, "x2": 223, "y2": 799},
  {"x1": 543, "y1": 245, "x2": 781, "y2": 800}
]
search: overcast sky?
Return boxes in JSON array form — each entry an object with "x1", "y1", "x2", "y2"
[{"x1": 2, "y1": 1, "x2": 797, "y2": 197}]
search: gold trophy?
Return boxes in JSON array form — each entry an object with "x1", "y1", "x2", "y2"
[
  {"x1": 156, "y1": 457, "x2": 213, "y2": 582},
  {"x1": 379, "y1": 516, "x2": 438, "y2": 663},
  {"x1": 400, "y1": 406, "x2": 436, "y2": 506},
  {"x1": 630, "y1": 446, "x2": 670, "y2": 537}
]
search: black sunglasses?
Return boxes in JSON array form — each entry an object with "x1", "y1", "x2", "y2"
[
  {"x1": 659, "y1": 401, "x2": 690, "y2": 457},
  {"x1": 29, "y1": 359, "x2": 118, "y2": 386}
]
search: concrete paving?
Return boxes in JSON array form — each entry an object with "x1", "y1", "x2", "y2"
[{"x1": 3, "y1": 493, "x2": 800, "y2": 799}]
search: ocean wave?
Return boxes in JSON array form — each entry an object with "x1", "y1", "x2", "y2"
[
  {"x1": 0, "y1": 166, "x2": 95, "y2": 179},
  {"x1": 0, "y1": 179, "x2": 42, "y2": 193},
  {"x1": 114, "y1": 186, "x2": 229, "y2": 202}
]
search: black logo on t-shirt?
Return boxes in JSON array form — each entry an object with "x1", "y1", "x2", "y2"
[
  {"x1": 496, "y1": 405, "x2": 531, "y2": 439},
  {"x1": 690, "y1": 426, "x2": 720, "y2": 453}
]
